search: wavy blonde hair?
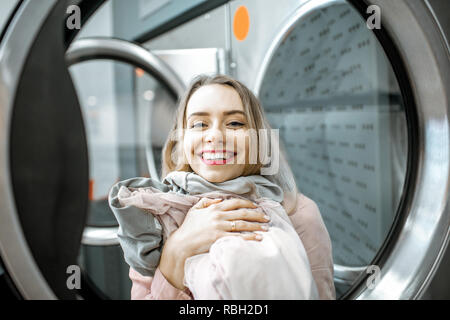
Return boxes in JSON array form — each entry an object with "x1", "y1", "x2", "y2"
[{"x1": 161, "y1": 74, "x2": 298, "y2": 214}]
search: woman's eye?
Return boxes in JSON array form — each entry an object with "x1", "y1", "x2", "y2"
[
  {"x1": 228, "y1": 121, "x2": 245, "y2": 128},
  {"x1": 191, "y1": 122, "x2": 207, "y2": 129}
]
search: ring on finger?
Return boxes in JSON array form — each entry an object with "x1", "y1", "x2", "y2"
[{"x1": 230, "y1": 221, "x2": 236, "y2": 232}]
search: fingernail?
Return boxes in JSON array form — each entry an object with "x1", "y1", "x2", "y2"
[
  {"x1": 255, "y1": 234, "x2": 263, "y2": 240},
  {"x1": 264, "y1": 215, "x2": 270, "y2": 221},
  {"x1": 261, "y1": 225, "x2": 269, "y2": 231}
]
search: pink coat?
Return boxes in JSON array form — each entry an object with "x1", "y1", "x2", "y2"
[{"x1": 128, "y1": 193, "x2": 336, "y2": 300}]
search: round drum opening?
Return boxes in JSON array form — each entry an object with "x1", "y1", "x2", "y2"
[{"x1": 255, "y1": 0, "x2": 418, "y2": 299}]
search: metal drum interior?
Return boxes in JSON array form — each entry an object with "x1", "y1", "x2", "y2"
[{"x1": 255, "y1": 0, "x2": 408, "y2": 297}]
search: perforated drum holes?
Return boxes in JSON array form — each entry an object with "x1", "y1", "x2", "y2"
[{"x1": 259, "y1": 2, "x2": 407, "y2": 267}]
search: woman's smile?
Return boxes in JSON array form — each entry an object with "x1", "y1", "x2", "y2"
[{"x1": 199, "y1": 150, "x2": 237, "y2": 165}]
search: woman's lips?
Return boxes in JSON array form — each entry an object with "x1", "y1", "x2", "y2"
[{"x1": 198, "y1": 150, "x2": 237, "y2": 165}]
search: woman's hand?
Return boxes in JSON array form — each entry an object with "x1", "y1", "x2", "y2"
[{"x1": 159, "y1": 198, "x2": 270, "y2": 290}]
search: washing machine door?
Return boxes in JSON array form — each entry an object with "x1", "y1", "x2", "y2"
[
  {"x1": 253, "y1": 0, "x2": 449, "y2": 299},
  {"x1": 0, "y1": 0, "x2": 449, "y2": 300},
  {"x1": 0, "y1": 0, "x2": 184, "y2": 299}
]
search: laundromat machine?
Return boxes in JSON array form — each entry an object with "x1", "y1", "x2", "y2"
[{"x1": 0, "y1": 0, "x2": 449, "y2": 300}]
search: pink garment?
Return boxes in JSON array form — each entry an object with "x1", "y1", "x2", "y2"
[{"x1": 125, "y1": 192, "x2": 336, "y2": 300}]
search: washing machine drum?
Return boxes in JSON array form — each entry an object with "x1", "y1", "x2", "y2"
[
  {"x1": 0, "y1": 0, "x2": 186, "y2": 300},
  {"x1": 0, "y1": 1, "x2": 92, "y2": 300},
  {"x1": 253, "y1": 0, "x2": 449, "y2": 299}
]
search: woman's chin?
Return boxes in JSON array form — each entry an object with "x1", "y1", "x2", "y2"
[{"x1": 195, "y1": 165, "x2": 245, "y2": 183}]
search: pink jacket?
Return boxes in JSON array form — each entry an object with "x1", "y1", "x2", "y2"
[{"x1": 128, "y1": 193, "x2": 336, "y2": 300}]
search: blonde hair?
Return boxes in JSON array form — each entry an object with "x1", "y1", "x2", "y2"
[{"x1": 161, "y1": 74, "x2": 298, "y2": 214}]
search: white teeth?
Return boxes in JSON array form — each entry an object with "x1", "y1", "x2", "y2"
[{"x1": 202, "y1": 152, "x2": 234, "y2": 160}]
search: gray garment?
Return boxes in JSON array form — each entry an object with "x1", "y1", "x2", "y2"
[
  {"x1": 164, "y1": 171, "x2": 284, "y2": 202},
  {"x1": 108, "y1": 171, "x2": 284, "y2": 277},
  {"x1": 108, "y1": 177, "x2": 168, "y2": 277}
]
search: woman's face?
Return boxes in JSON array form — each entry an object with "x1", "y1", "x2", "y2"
[{"x1": 183, "y1": 84, "x2": 250, "y2": 183}]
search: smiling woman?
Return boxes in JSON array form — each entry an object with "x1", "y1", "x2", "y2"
[
  {"x1": 163, "y1": 75, "x2": 268, "y2": 182},
  {"x1": 183, "y1": 84, "x2": 250, "y2": 182},
  {"x1": 163, "y1": 75, "x2": 296, "y2": 207},
  {"x1": 108, "y1": 74, "x2": 335, "y2": 300}
]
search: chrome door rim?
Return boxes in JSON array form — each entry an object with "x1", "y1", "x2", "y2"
[
  {"x1": 254, "y1": 0, "x2": 450, "y2": 299},
  {"x1": 0, "y1": 0, "x2": 58, "y2": 299}
]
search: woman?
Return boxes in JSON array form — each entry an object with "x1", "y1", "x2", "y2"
[{"x1": 109, "y1": 74, "x2": 336, "y2": 300}]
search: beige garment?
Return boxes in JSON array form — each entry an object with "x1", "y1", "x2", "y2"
[
  {"x1": 288, "y1": 193, "x2": 336, "y2": 300},
  {"x1": 118, "y1": 186, "x2": 318, "y2": 300},
  {"x1": 127, "y1": 193, "x2": 336, "y2": 300}
]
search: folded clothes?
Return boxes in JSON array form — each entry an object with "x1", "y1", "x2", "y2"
[{"x1": 112, "y1": 171, "x2": 319, "y2": 300}]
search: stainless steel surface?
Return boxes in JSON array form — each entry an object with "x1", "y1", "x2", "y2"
[
  {"x1": 142, "y1": 3, "x2": 229, "y2": 84},
  {"x1": 423, "y1": 0, "x2": 450, "y2": 298},
  {"x1": 0, "y1": 0, "x2": 57, "y2": 300},
  {"x1": 353, "y1": 0, "x2": 450, "y2": 300},
  {"x1": 151, "y1": 48, "x2": 227, "y2": 87},
  {"x1": 230, "y1": 0, "x2": 310, "y2": 89},
  {"x1": 334, "y1": 265, "x2": 367, "y2": 286},
  {"x1": 426, "y1": 0, "x2": 450, "y2": 52},
  {"x1": 66, "y1": 37, "x2": 186, "y2": 97},
  {"x1": 144, "y1": 4, "x2": 228, "y2": 51},
  {"x1": 253, "y1": 0, "x2": 405, "y2": 290},
  {"x1": 82, "y1": 226, "x2": 119, "y2": 246},
  {"x1": 250, "y1": 0, "x2": 449, "y2": 299},
  {"x1": 0, "y1": 0, "x2": 19, "y2": 35}
]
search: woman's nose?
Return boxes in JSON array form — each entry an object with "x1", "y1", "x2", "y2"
[{"x1": 204, "y1": 125, "x2": 224, "y2": 144}]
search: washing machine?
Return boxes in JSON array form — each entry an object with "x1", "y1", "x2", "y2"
[{"x1": 0, "y1": 0, "x2": 448, "y2": 300}]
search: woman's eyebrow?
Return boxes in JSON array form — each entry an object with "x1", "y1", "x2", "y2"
[
  {"x1": 187, "y1": 110, "x2": 245, "y2": 119},
  {"x1": 187, "y1": 112, "x2": 209, "y2": 119},
  {"x1": 223, "y1": 110, "x2": 246, "y2": 116}
]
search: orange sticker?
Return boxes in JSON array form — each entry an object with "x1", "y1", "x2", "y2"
[
  {"x1": 233, "y1": 6, "x2": 250, "y2": 41},
  {"x1": 135, "y1": 68, "x2": 145, "y2": 77},
  {"x1": 89, "y1": 179, "x2": 94, "y2": 201}
]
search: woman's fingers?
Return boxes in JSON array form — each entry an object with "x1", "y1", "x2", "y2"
[
  {"x1": 194, "y1": 198, "x2": 222, "y2": 209},
  {"x1": 221, "y1": 220, "x2": 269, "y2": 232},
  {"x1": 220, "y1": 208, "x2": 269, "y2": 223},
  {"x1": 214, "y1": 198, "x2": 258, "y2": 211},
  {"x1": 224, "y1": 232, "x2": 263, "y2": 241}
]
